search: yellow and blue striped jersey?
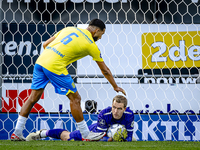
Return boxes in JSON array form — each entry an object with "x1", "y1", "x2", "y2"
[{"x1": 36, "y1": 27, "x2": 104, "y2": 75}]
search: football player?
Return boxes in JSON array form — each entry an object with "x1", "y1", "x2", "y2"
[
  {"x1": 26, "y1": 95, "x2": 135, "y2": 142},
  {"x1": 11, "y1": 18, "x2": 126, "y2": 141}
]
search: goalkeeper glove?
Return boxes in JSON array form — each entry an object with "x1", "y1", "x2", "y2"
[{"x1": 112, "y1": 128, "x2": 128, "y2": 142}]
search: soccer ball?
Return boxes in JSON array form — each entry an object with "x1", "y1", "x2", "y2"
[{"x1": 107, "y1": 124, "x2": 127, "y2": 141}]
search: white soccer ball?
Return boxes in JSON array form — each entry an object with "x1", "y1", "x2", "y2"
[{"x1": 107, "y1": 124, "x2": 126, "y2": 139}]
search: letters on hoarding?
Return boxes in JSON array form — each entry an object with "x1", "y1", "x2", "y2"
[
  {"x1": 1, "y1": 113, "x2": 200, "y2": 141},
  {"x1": 142, "y1": 31, "x2": 200, "y2": 69}
]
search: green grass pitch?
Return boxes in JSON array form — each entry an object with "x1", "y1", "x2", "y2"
[{"x1": 0, "y1": 140, "x2": 200, "y2": 150}]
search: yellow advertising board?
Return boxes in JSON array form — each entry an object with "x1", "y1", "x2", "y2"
[{"x1": 142, "y1": 31, "x2": 200, "y2": 69}]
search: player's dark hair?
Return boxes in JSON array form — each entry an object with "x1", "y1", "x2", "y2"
[
  {"x1": 89, "y1": 18, "x2": 106, "y2": 31},
  {"x1": 112, "y1": 95, "x2": 127, "y2": 108}
]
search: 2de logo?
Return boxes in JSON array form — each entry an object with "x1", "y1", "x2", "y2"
[{"x1": 142, "y1": 31, "x2": 200, "y2": 69}]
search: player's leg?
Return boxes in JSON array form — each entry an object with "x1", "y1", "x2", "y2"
[
  {"x1": 26, "y1": 129, "x2": 69, "y2": 141},
  {"x1": 11, "y1": 64, "x2": 49, "y2": 141},
  {"x1": 11, "y1": 89, "x2": 44, "y2": 141},
  {"x1": 54, "y1": 124, "x2": 105, "y2": 141},
  {"x1": 66, "y1": 90, "x2": 106, "y2": 141},
  {"x1": 20, "y1": 89, "x2": 44, "y2": 117},
  {"x1": 60, "y1": 131, "x2": 71, "y2": 141},
  {"x1": 44, "y1": 69, "x2": 106, "y2": 140},
  {"x1": 47, "y1": 123, "x2": 103, "y2": 141},
  {"x1": 67, "y1": 91, "x2": 90, "y2": 138},
  {"x1": 67, "y1": 91, "x2": 84, "y2": 122},
  {"x1": 42, "y1": 70, "x2": 90, "y2": 138},
  {"x1": 45, "y1": 128, "x2": 89, "y2": 141},
  {"x1": 26, "y1": 124, "x2": 105, "y2": 141},
  {"x1": 26, "y1": 129, "x2": 78, "y2": 141}
]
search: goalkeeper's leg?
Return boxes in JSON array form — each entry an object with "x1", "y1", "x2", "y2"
[{"x1": 26, "y1": 129, "x2": 70, "y2": 141}]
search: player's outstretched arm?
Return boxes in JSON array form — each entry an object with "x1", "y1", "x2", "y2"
[
  {"x1": 96, "y1": 61, "x2": 126, "y2": 95},
  {"x1": 43, "y1": 36, "x2": 55, "y2": 49}
]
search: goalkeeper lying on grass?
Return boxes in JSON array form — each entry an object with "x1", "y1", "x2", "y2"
[{"x1": 26, "y1": 95, "x2": 136, "y2": 142}]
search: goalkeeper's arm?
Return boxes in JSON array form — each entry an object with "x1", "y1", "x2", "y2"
[
  {"x1": 126, "y1": 137, "x2": 132, "y2": 142},
  {"x1": 99, "y1": 136, "x2": 113, "y2": 142},
  {"x1": 125, "y1": 131, "x2": 133, "y2": 142}
]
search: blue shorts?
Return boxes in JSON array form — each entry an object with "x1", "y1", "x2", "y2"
[
  {"x1": 31, "y1": 64, "x2": 77, "y2": 95},
  {"x1": 69, "y1": 123, "x2": 98, "y2": 141}
]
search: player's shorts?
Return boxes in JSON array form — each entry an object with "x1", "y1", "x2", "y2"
[
  {"x1": 31, "y1": 64, "x2": 77, "y2": 95},
  {"x1": 69, "y1": 123, "x2": 98, "y2": 141}
]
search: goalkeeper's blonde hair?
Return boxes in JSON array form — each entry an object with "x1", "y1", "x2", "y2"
[{"x1": 112, "y1": 95, "x2": 127, "y2": 108}]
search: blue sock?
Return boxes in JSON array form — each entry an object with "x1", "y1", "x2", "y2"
[{"x1": 46, "y1": 129, "x2": 66, "y2": 139}]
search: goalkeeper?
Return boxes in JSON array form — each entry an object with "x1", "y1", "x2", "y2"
[
  {"x1": 26, "y1": 95, "x2": 135, "y2": 142},
  {"x1": 11, "y1": 18, "x2": 126, "y2": 141}
]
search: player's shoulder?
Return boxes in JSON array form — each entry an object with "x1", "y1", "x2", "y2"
[
  {"x1": 99, "y1": 106, "x2": 112, "y2": 116},
  {"x1": 76, "y1": 27, "x2": 92, "y2": 36},
  {"x1": 62, "y1": 27, "x2": 88, "y2": 35},
  {"x1": 61, "y1": 26, "x2": 74, "y2": 31},
  {"x1": 123, "y1": 107, "x2": 134, "y2": 124},
  {"x1": 55, "y1": 27, "x2": 76, "y2": 36},
  {"x1": 124, "y1": 107, "x2": 134, "y2": 116},
  {"x1": 75, "y1": 27, "x2": 97, "y2": 46}
]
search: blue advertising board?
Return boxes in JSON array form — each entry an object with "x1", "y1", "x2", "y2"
[{"x1": 0, "y1": 113, "x2": 199, "y2": 141}]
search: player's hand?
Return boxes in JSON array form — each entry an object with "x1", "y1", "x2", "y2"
[
  {"x1": 107, "y1": 137, "x2": 113, "y2": 142},
  {"x1": 112, "y1": 127, "x2": 128, "y2": 142},
  {"x1": 114, "y1": 87, "x2": 126, "y2": 96},
  {"x1": 113, "y1": 131, "x2": 123, "y2": 142}
]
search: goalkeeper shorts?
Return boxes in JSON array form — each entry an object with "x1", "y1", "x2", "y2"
[{"x1": 31, "y1": 64, "x2": 77, "y2": 95}]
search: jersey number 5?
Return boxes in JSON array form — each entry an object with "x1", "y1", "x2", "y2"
[{"x1": 61, "y1": 32, "x2": 79, "y2": 45}]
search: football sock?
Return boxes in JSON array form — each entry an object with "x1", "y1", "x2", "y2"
[
  {"x1": 76, "y1": 120, "x2": 89, "y2": 138},
  {"x1": 46, "y1": 129, "x2": 66, "y2": 139},
  {"x1": 14, "y1": 115, "x2": 27, "y2": 136},
  {"x1": 40, "y1": 130, "x2": 48, "y2": 138}
]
